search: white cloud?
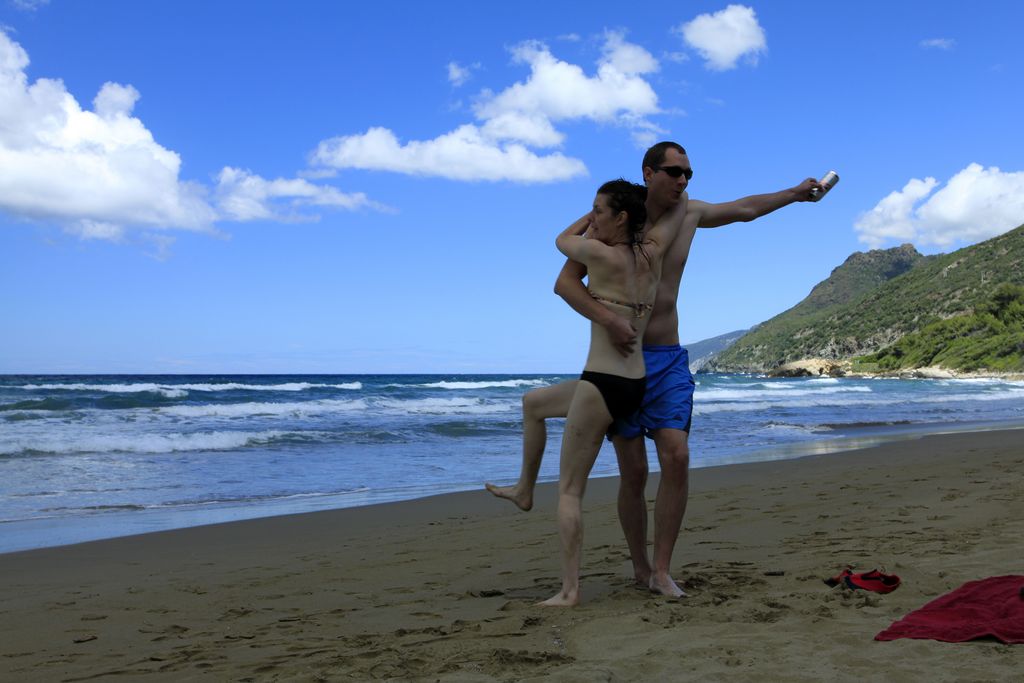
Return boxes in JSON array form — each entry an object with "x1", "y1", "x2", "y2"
[
  {"x1": 600, "y1": 30, "x2": 659, "y2": 76},
  {"x1": 475, "y1": 35, "x2": 658, "y2": 125},
  {"x1": 855, "y1": 164, "x2": 1024, "y2": 248},
  {"x1": 93, "y1": 81, "x2": 139, "y2": 117},
  {"x1": 854, "y1": 177, "x2": 938, "y2": 248},
  {"x1": 0, "y1": 31, "x2": 216, "y2": 233},
  {"x1": 916, "y1": 164, "x2": 1024, "y2": 245},
  {"x1": 216, "y1": 167, "x2": 392, "y2": 221},
  {"x1": 312, "y1": 125, "x2": 586, "y2": 183},
  {"x1": 142, "y1": 232, "x2": 177, "y2": 261},
  {"x1": 630, "y1": 128, "x2": 659, "y2": 149},
  {"x1": 677, "y1": 4, "x2": 767, "y2": 71},
  {"x1": 920, "y1": 38, "x2": 955, "y2": 50},
  {"x1": 313, "y1": 33, "x2": 660, "y2": 181},
  {"x1": 67, "y1": 219, "x2": 125, "y2": 241},
  {"x1": 0, "y1": 30, "x2": 384, "y2": 243},
  {"x1": 11, "y1": 0, "x2": 49, "y2": 11},
  {"x1": 297, "y1": 167, "x2": 338, "y2": 180},
  {"x1": 447, "y1": 61, "x2": 472, "y2": 87},
  {"x1": 479, "y1": 111, "x2": 564, "y2": 148}
]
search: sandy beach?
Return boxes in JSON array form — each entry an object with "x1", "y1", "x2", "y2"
[{"x1": 1, "y1": 429, "x2": 1021, "y2": 681}]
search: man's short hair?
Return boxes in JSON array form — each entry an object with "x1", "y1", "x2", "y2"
[{"x1": 642, "y1": 141, "x2": 687, "y2": 172}]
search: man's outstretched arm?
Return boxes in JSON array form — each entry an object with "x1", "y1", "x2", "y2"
[
  {"x1": 695, "y1": 178, "x2": 820, "y2": 228},
  {"x1": 554, "y1": 259, "x2": 637, "y2": 356}
]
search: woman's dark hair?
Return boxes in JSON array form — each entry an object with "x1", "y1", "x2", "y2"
[{"x1": 597, "y1": 179, "x2": 647, "y2": 243}]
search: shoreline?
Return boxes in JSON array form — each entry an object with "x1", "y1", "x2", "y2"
[
  {"x1": 2, "y1": 429, "x2": 1022, "y2": 680},
  {"x1": 5, "y1": 418, "x2": 1023, "y2": 555},
  {"x1": 744, "y1": 358, "x2": 1024, "y2": 380}
]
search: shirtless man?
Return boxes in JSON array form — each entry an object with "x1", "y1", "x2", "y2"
[{"x1": 488, "y1": 141, "x2": 820, "y2": 597}]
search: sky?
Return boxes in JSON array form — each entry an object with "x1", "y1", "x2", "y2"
[{"x1": 2, "y1": 1, "x2": 1023, "y2": 374}]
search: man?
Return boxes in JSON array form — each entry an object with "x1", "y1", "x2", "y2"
[
  {"x1": 557, "y1": 142, "x2": 819, "y2": 597},
  {"x1": 487, "y1": 141, "x2": 819, "y2": 598}
]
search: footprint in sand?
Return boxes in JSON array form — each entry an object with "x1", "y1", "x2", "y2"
[
  {"x1": 810, "y1": 604, "x2": 836, "y2": 620},
  {"x1": 218, "y1": 607, "x2": 255, "y2": 620},
  {"x1": 745, "y1": 608, "x2": 785, "y2": 623}
]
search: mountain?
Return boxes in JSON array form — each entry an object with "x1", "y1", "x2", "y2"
[
  {"x1": 792, "y1": 243, "x2": 928, "y2": 314},
  {"x1": 684, "y1": 328, "x2": 748, "y2": 372},
  {"x1": 708, "y1": 224, "x2": 1024, "y2": 373},
  {"x1": 708, "y1": 243, "x2": 929, "y2": 371}
]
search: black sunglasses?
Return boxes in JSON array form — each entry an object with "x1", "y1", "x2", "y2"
[{"x1": 653, "y1": 165, "x2": 693, "y2": 180}]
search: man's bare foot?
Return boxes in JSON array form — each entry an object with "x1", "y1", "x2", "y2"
[
  {"x1": 649, "y1": 572, "x2": 687, "y2": 598},
  {"x1": 540, "y1": 588, "x2": 580, "y2": 607},
  {"x1": 484, "y1": 482, "x2": 532, "y2": 511}
]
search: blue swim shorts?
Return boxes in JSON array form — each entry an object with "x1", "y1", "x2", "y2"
[{"x1": 611, "y1": 345, "x2": 695, "y2": 439}]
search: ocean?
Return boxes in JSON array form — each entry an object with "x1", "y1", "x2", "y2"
[{"x1": 2, "y1": 373, "x2": 1023, "y2": 553}]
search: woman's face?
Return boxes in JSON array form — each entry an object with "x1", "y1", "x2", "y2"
[{"x1": 590, "y1": 193, "x2": 624, "y2": 244}]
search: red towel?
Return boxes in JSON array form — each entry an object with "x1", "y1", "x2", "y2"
[{"x1": 876, "y1": 575, "x2": 1024, "y2": 643}]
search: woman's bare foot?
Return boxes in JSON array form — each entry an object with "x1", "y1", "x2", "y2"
[
  {"x1": 484, "y1": 482, "x2": 533, "y2": 511},
  {"x1": 540, "y1": 587, "x2": 580, "y2": 607},
  {"x1": 649, "y1": 572, "x2": 687, "y2": 598},
  {"x1": 633, "y1": 565, "x2": 652, "y2": 588}
]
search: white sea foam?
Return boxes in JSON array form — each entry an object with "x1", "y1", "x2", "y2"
[
  {"x1": 704, "y1": 381, "x2": 771, "y2": 389},
  {"x1": 901, "y1": 388, "x2": 1024, "y2": 404},
  {"x1": 693, "y1": 401, "x2": 774, "y2": 415},
  {"x1": 375, "y1": 397, "x2": 518, "y2": 415},
  {"x1": 413, "y1": 379, "x2": 549, "y2": 390},
  {"x1": 697, "y1": 385, "x2": 872, "y2": 401},
  {"x1": 18, "y1": 381, "x2": 361, "y2": 394},
  {"x1": 172, "y1": 382, "x2": 362, "y2": 392},
  {"x1": 936, "y1": 377, "x2": 1024, "y2": 388},
  {"x1": 158, "y1": 399, "x2": 368, "y2": 418},
  {"x1": 693, "y1": 386, "x2": 1024, "y2": 415},
  {"x1": 0, "y1": 430, "x2": 287, "y2": 456},
  {"x1": 20, "y1": 383, "x2": 188, "y2": 398},
  {"x1": 694, "y1": 393, "x2": 884, "y2": 414},
  {"x1": 134, "y1": 487, "x2": 374, "y2": 510},
  {"x1": 761, "y1": 422, "x2": 830, "y2": 435}
]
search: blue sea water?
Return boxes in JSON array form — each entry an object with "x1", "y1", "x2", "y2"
[{"x1": 2, "y1": 373, "x2": 1023, "y2": 553}]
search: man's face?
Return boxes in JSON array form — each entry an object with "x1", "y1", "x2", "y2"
[{"x1": 644, "y1": 148, "x2": 691, "y2": 206}]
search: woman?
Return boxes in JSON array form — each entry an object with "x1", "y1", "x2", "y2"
[{"x1": 502, "y1": 179, "x2": 680, "y2": 606}]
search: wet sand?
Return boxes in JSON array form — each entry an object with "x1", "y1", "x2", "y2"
[{"x1": 1, "y1": 429, "x2": 1022, "y2": 681}]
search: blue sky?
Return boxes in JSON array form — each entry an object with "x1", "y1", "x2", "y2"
[{"x1": 2, "y1": 1, "x2": 1022, "y2": 374}]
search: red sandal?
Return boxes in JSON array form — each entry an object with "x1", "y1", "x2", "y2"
[
  {"x1": 825, "y1": 567, "x2": 901, "y2": 593},
  {"x1": 847, "y1": 569, "x2": 901, "y2": 593}
]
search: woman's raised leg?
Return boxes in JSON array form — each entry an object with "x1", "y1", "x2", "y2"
[{"x1": 486, "y1": 380, "x2": 578, "y2": 511}]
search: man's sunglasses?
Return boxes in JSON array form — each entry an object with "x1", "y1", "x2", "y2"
[{"x1": 653, "y1": 165, "x2": 693, "y2": 180}]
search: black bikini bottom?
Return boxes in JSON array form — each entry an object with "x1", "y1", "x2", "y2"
[{"x1": 579, "y1": 371, "x2": 646, "y2": 420}]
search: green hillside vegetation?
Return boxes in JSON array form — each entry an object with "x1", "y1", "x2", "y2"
[
  {"x1": 857, "y1": 284, "x2": 1024, "y2": 372},
  {"x1": 710, "y1": 223, "x2": 1024, "y2": 372},
  {"x1": 709, "y1": 243, "x2": 928, "y2": 371}
]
